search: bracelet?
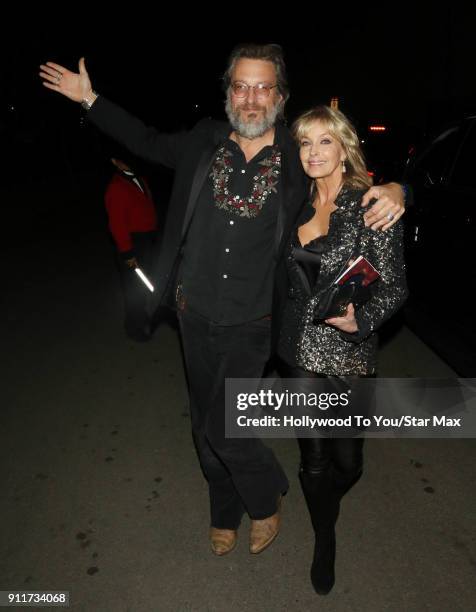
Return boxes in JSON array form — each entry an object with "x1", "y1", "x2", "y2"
[{"x1": 81, "y1": 90, "x2": 98, "y2": 110}]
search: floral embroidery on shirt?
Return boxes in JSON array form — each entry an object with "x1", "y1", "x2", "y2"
[{"x1": 210, "y1": 145, "x2": 281, "y2": 218}]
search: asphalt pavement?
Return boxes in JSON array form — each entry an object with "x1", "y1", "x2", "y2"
[{"x1": 1, "y1": 225, "x2": 475, "y2": 612}]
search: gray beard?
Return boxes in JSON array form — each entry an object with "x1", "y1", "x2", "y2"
[{"x1": 225, "y1": 94, "x2": 281, "y2": 139}]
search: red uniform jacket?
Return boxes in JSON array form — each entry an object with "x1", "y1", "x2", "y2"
[{"x1": 105, "y1": 172, "x2": 157, "y2": 255}]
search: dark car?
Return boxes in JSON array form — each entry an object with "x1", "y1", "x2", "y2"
[
  {"x1": 361, "y1": 123, "x2": 416, "y2": 184},
  {"x1": 403, "y1": 116, "x2": 476, "y2": 376}
]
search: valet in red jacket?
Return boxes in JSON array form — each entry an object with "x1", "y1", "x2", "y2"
[
  {"x1": 105, "y1": 157, "x2": 158, "y2": 341},
  {"x1": 105, "y1": 157, "x2": 157, "y2": 261}
]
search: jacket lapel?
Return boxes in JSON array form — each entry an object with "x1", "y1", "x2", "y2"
[
  {"x1": 315, "y1": 198, "x2": 364, "y2": 294},
  {"x1": 181, "y1": 141, "x2": 219, "y2": 239},
  {"x1": 274, "y1": 164, "x2": 289, "y2": 255},
  {"x1": 274, "y1": 126, "x2": 308, "y2": 257}
]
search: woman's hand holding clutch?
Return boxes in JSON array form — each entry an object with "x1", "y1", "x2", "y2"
[{"x1": 325, "y1": 303, "x2": 358, "y2": 333}]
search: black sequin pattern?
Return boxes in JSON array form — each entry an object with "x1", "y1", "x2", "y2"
[{"x1": 278, "y1": 187, "x2": 408, "y2": 375}]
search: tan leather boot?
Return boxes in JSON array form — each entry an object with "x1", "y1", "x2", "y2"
[
  {"x1": 209, "y1": 527, "x2": 237, "y2": 556},
  {"x1": 249, "y1": 495, "x2": 282, "y2": 554}
]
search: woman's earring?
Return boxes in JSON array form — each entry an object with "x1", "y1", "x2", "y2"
[{"x1": 342, "y1": 160, "x2": 346, "y2": 173}]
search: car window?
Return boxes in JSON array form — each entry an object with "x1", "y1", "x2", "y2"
[
  {"x1": 449, "y1": 122, "x2": 476, "y2": 188},
  {"x1": 411, "y1": 125, "x2": 465, "y2": 187}
]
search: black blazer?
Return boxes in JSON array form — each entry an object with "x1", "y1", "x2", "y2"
[{"x1": 88, "y1": 97, "x2": 308, "y2": 345}]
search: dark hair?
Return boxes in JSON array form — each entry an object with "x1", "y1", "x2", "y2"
[
  {"x1": 223, "y1": 43, "x2": 289, "y2": 106},
  {"x1": 106, "y1": 143, "x2": 138, "y2": 170}
]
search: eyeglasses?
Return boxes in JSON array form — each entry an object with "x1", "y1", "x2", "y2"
[{"x1": 231, "y1": 81, "x2": 278, "y2": 99}]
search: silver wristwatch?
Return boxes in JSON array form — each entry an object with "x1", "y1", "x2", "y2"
[{"x1": 81, "y1": 91, "x2": 98, "y2": 110}]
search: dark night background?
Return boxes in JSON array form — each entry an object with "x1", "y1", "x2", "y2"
[
  {"x1": 0, "y1": 8, "x2": 475, "y2": 370},
  {"x1": 1, "y1": 8, "x2": 476, "y2": 243}
]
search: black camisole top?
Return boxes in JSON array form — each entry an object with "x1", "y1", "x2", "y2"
[{"x1": 292, "y1": 234, "x2": 329, "y2": 289}]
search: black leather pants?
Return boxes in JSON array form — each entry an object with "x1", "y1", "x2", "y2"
[{"x1": 279, "y1": 361, "x2": 365, "y2": 482}]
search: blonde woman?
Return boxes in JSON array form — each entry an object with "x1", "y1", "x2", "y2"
[{"x1": 277, "y1": 106, "x2": 408, "y2": 595}]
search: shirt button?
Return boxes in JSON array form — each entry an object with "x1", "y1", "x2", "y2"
[
  {"x1": 241, "y1": 169, "x2": 246, "y2": 174},
  {"x1": 225, "y1": 248, "x2": 230, "y2": 253},
  {"x1": 229, "y1": 220, "x2": 234, "y2": 225},
  {"x1": 223, "y1": 274, "x2": 228, "y2": 279}
]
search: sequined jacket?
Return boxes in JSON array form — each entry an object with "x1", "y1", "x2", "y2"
[{"x1": 278, "y1": 187, "x2": 408, "y2": 375}]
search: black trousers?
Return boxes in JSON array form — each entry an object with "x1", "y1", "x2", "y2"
[
  {"x1": 279, "y1": 362, "x2": 364, "y2": 487},
  {"x1": 179, "y1": 308, "x2": 289, "y2": 529}
]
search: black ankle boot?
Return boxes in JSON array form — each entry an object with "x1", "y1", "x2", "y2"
[{"x1": 299, "y1": 470, "x2": 338, "y2": 596}]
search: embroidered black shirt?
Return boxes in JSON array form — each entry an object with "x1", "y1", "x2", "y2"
[{"x1": 180, "y1": 124, "x2": 285, "y2": 325}]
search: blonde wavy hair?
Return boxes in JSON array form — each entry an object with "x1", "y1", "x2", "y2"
[{"x1": 292, "y1": 105, "x2": 372, "y2": 189}]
